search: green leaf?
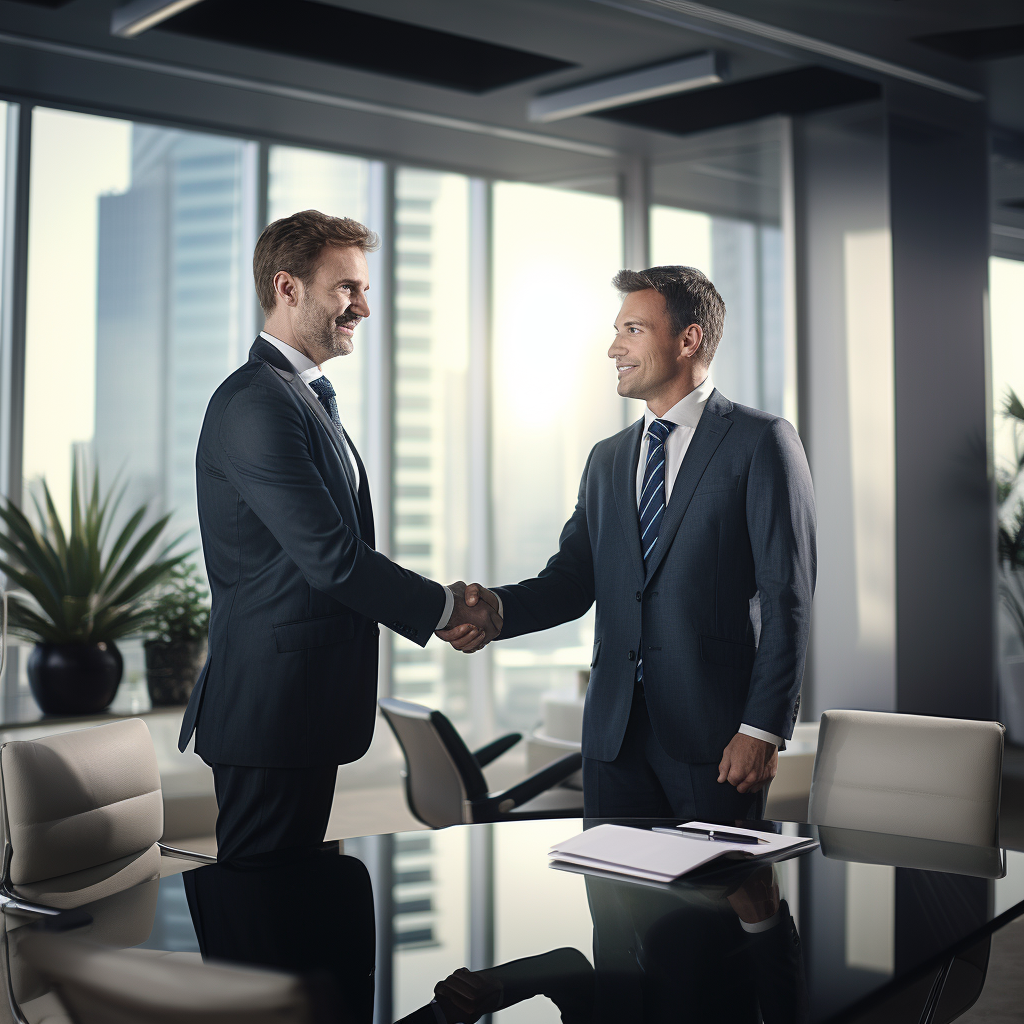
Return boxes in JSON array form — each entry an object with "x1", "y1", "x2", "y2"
[
  {"x1": 1005, "y1": 387, "x2": 1024, "y2": 424},
  {"x1": 103, "y1": 514, "x2": 177, "y2": 597}
]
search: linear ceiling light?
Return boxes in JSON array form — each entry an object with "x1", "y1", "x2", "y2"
[
  {"x1": 111, "y1": 0, "x2": 207, "y2": 38},
  {"x1": 529, "y1": 51, "x2": 724, "y2": 122}
]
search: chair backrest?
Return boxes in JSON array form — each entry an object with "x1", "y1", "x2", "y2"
[
  {"x1": 1, "y1": 718, "x2": 164, "y2": 907},
  {"x1": 808, "y1": 710, "x2": 1004, "y2": 846},
  {"x1": 20, "y1": 933, "x2": 315, "y2": 1024},
  {"x1": 379, "y1": 698, "x2": 488, "y2": 828}
]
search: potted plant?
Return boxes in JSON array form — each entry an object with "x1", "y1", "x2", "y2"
[
  {"x1": 143, "y1": 562, "x2": 210, "y2": 707},
  {"x1": 0, "y1": 461, "x2": 187, "y2": 716}
]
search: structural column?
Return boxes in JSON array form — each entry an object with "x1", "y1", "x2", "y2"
[{"x1": 887, "y1": 85, "x2": 995, "y2": 721}]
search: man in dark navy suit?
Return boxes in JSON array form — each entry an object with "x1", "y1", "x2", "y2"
[
  {"x1": 179, "y1": 211, "x2": 500, "y2": 859},
  {"x1": 442, "y1": 266, "x2": 816, "y2": 821}
]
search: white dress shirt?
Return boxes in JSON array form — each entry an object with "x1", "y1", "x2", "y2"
[
  {"x1": 637, "y1": 378, "x2": 783, "y2": 749},
  {"x1": 259, "y1": 331, "x2": 454, "y2": 631}
]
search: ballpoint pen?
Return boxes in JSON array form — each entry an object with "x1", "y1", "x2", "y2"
[{"x1": 651, "y1": 826, "x2": 765, "y2": 845}]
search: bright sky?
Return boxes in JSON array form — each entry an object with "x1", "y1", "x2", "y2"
[
  {"x1": 23, "y1": 108, "x2": 131, "y2": 518},
  {"x1": 992, "y1": 257, "x2": 1024, "y2": 480}
]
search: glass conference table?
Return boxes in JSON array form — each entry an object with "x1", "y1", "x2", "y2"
[{"x1": 12, "y1": 817, "x2": 1024, "y2": 1023}]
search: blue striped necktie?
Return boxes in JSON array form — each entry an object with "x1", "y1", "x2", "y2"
[{"x1": 637, "y1": 417, "x2": 677, "y2": 684}]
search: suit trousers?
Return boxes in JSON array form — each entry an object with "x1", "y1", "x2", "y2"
[
  {"x1": 582, "y1": 688, "x2": 767, "y2": 821},
  {"x1": 212, "y1": 763, "x2": 339, "y2": 861}
]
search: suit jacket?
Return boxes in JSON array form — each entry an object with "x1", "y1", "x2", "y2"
[
  {"x1": 493, "y1": 389, "x2": 816, "y2": 764},
  {"x1": 178, "y1": 337, "x2": 446, "y2": 767}
]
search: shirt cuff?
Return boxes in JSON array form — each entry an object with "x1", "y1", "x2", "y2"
[
  {"x1": 738, "y1": 723, "x2": 784, "y2": 747},
  {"x1": 430, "y1": 1000, "x2": 447, "y2": 1023},
  {"x1": 495, "y1": 593, "x2": 503, "y2": 620},
  {"x1": 739, "y1": 908, "x2": 782, "y2": 933},
  {"x1": 436, "y1": 586, "x2": 454, "y2": 631}
]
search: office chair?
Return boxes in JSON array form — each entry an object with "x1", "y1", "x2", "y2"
[
  {"x1": 0, "y1": 718, "x2": 214, "y2": 915},
  {"x1": 19, "y1": 931, "x2": 319, "y2": 1024},
  {"x1": 807, "y1": 709, "x2": 1005, "y2": 846},
  {"x1": 379, "y1": 698, "x2": 584, "y2": 828}
]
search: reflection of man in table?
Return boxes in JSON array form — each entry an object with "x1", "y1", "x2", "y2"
[
  {"x1": 441, "y1": 266, "x2": 816, "y2": 820},
  {"x1": 408, "y1": 866, "x2": 807, "y2": 1023}
]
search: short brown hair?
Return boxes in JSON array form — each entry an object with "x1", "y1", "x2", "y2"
[
  {"x1": 253, "y1": 210, "x2": 380, "y2": 314},
  {"x1": 612, "y1": 265, "x2": 726, "y2": 366}
]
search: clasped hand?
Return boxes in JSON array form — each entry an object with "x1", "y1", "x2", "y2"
[{"x1": 435, "y1": 581, "x2": 502, "y2": 654}]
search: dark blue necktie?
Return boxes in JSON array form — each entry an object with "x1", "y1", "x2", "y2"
[
  {"x1": 637, "y1": 418, "x2": 677, "y2": 684},
  {"x1": 307, "y1": 375, "x2": 342, "y2": 432}
]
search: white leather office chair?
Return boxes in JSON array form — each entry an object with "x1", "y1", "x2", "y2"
[
  {"x1": 19, "y1": 931, "x2": 317, "y2": 1024},
  {"x1": 380, "y1": 698, "x2": 583, "y2": 828},
  {"x1": 807, "y1": 710, "x2": 1005, "y2": 846},
  {"x1": 0, "y1": 718, "x2": 214, "y2": 913}
]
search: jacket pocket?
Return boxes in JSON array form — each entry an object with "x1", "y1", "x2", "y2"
[
  {"x1": 699, "y1": 634, "x2": 756, "y2": 672},
  {"x1": 273, "y1": 613, "x2": 355, "y2": 653},
  {"x1": 591, "y1": 639, "x2": 602, "y2": 667}
]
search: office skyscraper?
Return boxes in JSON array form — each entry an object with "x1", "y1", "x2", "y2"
[{"x1": 94, "y1": 124, "x2": 251, "y2": 551}]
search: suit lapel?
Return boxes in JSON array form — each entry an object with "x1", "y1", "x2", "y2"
[
  {"x1": 262, "y1": 358, "x2": 359, "y2": 495},
  {"x1": 643, "y1": 389, "x2": 733, "y2": 583},
  {"x1": 612, "y1": 418, "x2": 646, "y2": 588},
  {"x1": 344, "y1": 429, "x2": 375, "y2": 549}
]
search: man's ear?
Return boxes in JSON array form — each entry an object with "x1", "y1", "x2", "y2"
[
  {"x1": 679, "y1": 323, "x2": 703, "y2": 359},
  {"x1": 273, "y1": 270, "x2": 301, "y2": 309}
]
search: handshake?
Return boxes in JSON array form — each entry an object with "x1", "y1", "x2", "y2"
[{"x1": 435, "y1": 581, "x2": 501, "y2": 654}]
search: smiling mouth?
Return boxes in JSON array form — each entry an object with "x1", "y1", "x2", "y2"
[
  {"x1": 617, "y1": 364, "x2": 637, "y2": 376},
  {"x1": 336, "y1": 318, "x2": 360, "y2": 335}
]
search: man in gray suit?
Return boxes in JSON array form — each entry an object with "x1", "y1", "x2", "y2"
[{"x1": 441, "y1": 266, "x2": 816, "y2": 819}]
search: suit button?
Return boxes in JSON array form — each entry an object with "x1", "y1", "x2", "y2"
[
  {"x1": 628, "y1": 650, "x2": 636, "y2": 661},
  {"x1": 635, "y1": 591, "x2": 642, "y2": 602}
]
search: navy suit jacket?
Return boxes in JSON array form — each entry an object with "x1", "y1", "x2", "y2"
[
  {"x1": 493, "y1": 390, "x2": 816, "y2": 764},
  {"x1": 178, "y1": 338, "x2": 446, "y2": 768}
]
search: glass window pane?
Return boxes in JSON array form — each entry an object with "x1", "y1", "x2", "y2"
[
  {"x1": 491, "y1": 182, "x2": 623, "y2": 732},
  {"x1": 391, "y1": 168, "x2": 471, "y2": 721},
  {"x1": 992, "y1": 255, "x2": 1024, "y2": 678},
  {"x1": 651, "y1": 204, "x2": 785, "y2": 416},
  {"x1": 22, "y1": 108, "x2": 254, "y2": 711},
  {"x1": 266, "y1": 146, "x2": 372, "y2": 451}
]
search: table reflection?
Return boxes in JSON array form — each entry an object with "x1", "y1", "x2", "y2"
[{"x1": 10, "y1": 819, "x2": 1022, "y2": 1024}]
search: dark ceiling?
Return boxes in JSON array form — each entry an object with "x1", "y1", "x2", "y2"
[{"x1": 157, "y1": 0, "x2": 577, "y2": 94}]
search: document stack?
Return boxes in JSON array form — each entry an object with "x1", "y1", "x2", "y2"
[{"x1": 549, "y1": 822, "x2": 819, "y2": 883}]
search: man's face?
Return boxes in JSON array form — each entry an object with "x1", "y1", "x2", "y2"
[
  {"x1": 294, "y1": 245, "x2": 370, "y2": 363},
  {"x1": 608, "y1": 289, "x2": 686, "y2": 403}
]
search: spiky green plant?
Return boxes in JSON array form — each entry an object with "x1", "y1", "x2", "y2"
[{"x1": 0, "y1": 460, "x2": 190, "y2": 644}]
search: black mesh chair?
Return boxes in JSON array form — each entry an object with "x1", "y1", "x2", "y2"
[{"x1": 379, "y1": 698, "x2": 584, "y2": 828}]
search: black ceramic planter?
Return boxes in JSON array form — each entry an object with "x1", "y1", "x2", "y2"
[
  {"x1": 144, "y1": 639, "x2": 207, "y2": 706},
  {"x1": 27, "y1": 641, "x2": 123, "y2": 716}
]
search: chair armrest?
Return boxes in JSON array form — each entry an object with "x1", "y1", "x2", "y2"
[
  {"x1": 157, "y1": 842, "x2": 216, "y2": 866},
  {"x1": 485, "y1": 752, "x2": 583, "y2": 812},
  {"x1": 473, "y1": 733, "x2": 522, "y2": 769}
]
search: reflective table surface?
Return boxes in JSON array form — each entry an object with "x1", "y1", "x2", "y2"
[{"x1": 13, "y1": 818, "x2": 1024, "y2": 1023}]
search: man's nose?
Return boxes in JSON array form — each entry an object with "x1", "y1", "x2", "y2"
[{"x1": 608, "y1": 335, "x2": 625, "y2": 358}]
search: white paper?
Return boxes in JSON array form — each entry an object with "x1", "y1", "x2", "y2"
[{"x1": 548, "y1": 822, "x2": 817, "y2": 883}]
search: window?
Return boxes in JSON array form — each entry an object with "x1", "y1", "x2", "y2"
[
  {"x1": 391, "y1": 168, "x2": 472, "y2": 720},
  {"x1": 21, "y1": 108, "x2": 255, "y2": 710},
  {"x1": 650, "y1": 204, "x2": 785, "y2": 416},
  {"x1": 490, "y1": 182, "x2": 624, "y2": 731},
  {"x1": 992, "y1": 256, "x2": 1024, "y2": 674}
]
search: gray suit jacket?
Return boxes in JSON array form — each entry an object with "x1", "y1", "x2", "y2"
[{"x1": 493, "y1": 390, "x2": 816, "y2": 764}]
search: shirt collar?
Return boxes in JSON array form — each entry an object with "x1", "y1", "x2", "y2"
[
  {"x1": 259, "y1": 331, "x2": 320, "y2": 376},
  {"x1": 644, "y1": 376, "x2": 715, "y2": 432}
]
